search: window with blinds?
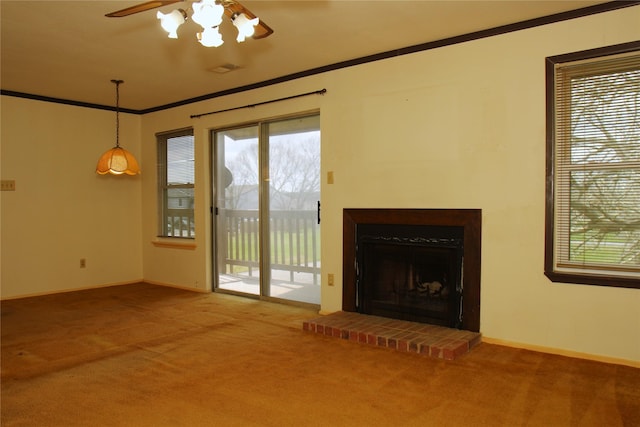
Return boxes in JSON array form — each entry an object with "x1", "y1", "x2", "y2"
[
  {"x1": 158, "y1": 129, "x2": 195, "y2": 238},
  {"x1": 545, "y1": 42, "x2": 640, "y2": 288}
]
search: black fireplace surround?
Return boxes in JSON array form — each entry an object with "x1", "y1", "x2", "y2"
[{"x1": 343, "y1": 209, "x2": 481, "y2": 332}]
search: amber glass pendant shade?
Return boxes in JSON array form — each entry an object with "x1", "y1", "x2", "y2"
[
  {"x1": 96, "y1": 146, "x2": 141, "y2": 175},
  {"x1": 97, "y1": 79, "x2": 141, "y2": 176}
]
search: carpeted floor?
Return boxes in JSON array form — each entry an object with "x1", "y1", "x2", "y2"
[{"x1": 1, "y1": 283, "x2": 639, "y2": 426}]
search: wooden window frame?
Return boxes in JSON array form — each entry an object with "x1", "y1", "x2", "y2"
[
  {"x1": 544, "y1": 41, "x2": 640, "y2": 289},
  {"x1": 157, "y1": 128, "x2": 195, "y2": 239}
]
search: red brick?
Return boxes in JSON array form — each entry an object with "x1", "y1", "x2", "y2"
[
  {"x1": 469, "y1": 334, "x2": 482, "y2": 349},
  {"x1": 430, "y1": 346, "x2": 442, "y2": 358},
  {"x1": 367, "y1": 334, "x2": 377, "y2": 345},
  {"x1": 419, "y1": 343, "x2": 431, "y2": 356},
  {"x1": 450, "y1": 341, "x2": 469, "y2": 359},
  {"x1": 390, "y1": 331, "x2": 411, "y2": 351},
  {"x1": 387, "y1": 337, "x2": 397, "y2": 349}
]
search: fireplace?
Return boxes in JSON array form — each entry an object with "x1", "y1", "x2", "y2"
[{"x1": 343, "y1": 209, "x2": 481, "y2": 332}]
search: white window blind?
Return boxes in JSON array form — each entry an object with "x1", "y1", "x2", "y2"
[
  {"x1": 552, "y1": 51, "x2": 640, "y2": 281},
  {"x1": 167, "y1": 135, "x2": 195, "y2": 185},
  {"x1": 158, "y1": 129, "x2": 195, "y2": 238}
]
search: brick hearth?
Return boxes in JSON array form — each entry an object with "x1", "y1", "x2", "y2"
[{"x1": 303, "y1": 311, "x2": 481, "y2": 360}]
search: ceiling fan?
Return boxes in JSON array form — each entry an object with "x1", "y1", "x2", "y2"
[{"x1": 105, "y1": 0, "x2": 273, "y2": 41}]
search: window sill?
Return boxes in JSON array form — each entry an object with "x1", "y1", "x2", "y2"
[
  {"x1": 544, "y1": 270, "x2": 639, "y2": 289},
  {"x1": 152, "y1": 239, "x2": 197, "y2": 250}
]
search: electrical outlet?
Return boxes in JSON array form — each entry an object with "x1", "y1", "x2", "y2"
[
  {"x1": 328, "y1": 273, "x2": 334, "y2": 286},
  {"x1": 80, "y1": 259, "x2": 86, "y2": 268},
  {"x1": 1, "y1": 180, "x2": 16, "y2": 191}
]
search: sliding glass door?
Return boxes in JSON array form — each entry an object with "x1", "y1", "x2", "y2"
[
  {"x1": 214, "y1": 124, "x2": 261, "y2": 296},
  {"x1": 213, "y1": 114, "x2": 320, "y2": 304}
]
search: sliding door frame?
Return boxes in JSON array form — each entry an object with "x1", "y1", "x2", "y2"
[{"x1": 210, "y1": 111, "x2": 321, "y2": 308}]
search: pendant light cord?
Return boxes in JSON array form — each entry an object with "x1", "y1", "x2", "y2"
[{"x1": 112, "y1": 79, "x2": 123, "y2": 148}]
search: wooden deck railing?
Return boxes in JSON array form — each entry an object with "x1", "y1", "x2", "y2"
[
  {"x1": 218, "y1": 209, "x2": 320, "y2": 285},
  {"x1": 166, "y1": 209, "x2": 195, "y2": 238}
]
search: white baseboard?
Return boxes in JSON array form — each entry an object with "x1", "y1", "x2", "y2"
[
  {"x1": 482, "y1": 336, "x2": 640, "y2": 368},
  {"x1": 143, "y1": 279, "x2": 209, "y2": 293},
  {"x1": 0, "y1": 280, "x2": 140, "y2": 301}
]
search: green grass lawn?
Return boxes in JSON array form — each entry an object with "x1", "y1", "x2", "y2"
[
  {"x1": 570, "y1": 231, "x2": 639, "y2": 265},
  {"x1": 225, "y1": 228, "x2": 321, "y2": 267}
]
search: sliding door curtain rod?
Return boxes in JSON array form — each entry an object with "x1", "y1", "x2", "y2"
[{"x1": 190, "y1": 88, "x2": 327, "y2": 119}]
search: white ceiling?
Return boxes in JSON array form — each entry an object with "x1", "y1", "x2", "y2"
[{"x1": 1, "y1": 0, "x2": 612, "y2": 111}]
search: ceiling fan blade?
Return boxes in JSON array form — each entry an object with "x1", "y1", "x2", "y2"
[
  {"x1": 105, "y1": 1, "x2": 183, "y2": 18},
  {"x1": 222, "y1": 0, "x2": 274, "y2": 39}
]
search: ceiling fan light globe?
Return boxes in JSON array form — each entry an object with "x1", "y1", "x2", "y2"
[
  {"x1": 233, "y1": 13, "x2": 258, "y2": 42},
  {"x1": 157, "y1": 9, "x2": 186, "y2": 38},
  {"x1": 197, "y1": 27, "x2": 224, "y2": 47},
  {"x1": 191, "y1": 0, "x2": 224, "y2": 29}
]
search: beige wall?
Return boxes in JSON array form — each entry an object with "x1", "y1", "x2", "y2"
[
  {"x1": 1, "y1": 97, "x2": 143, "y2": 297},
  {"x1": 2, "y1": 6, "x2": 639, "y2": 362}
]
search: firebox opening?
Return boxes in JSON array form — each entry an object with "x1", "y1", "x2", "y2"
[{"x1": 357, "y1": 225, "x2": 464, "y2": 328}]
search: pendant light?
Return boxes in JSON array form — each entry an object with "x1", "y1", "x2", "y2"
[{"x1": 96, "y1": 80, "x2": 141, "y2": 176}]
